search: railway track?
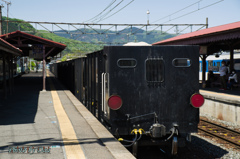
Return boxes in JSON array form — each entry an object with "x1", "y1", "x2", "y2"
[{"x1": 198, "y1": 119, "x2": 240, "y2": 151}]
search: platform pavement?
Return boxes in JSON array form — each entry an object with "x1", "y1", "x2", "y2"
[{"x1": 0, "y1": 71, "x2": 135, "y2": 159}]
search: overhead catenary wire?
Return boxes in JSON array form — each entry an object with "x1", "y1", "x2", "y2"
[
  {"x1": 95, "y1": 0, "x2": 135, "y2": 23},
  {"x1": 152, "y1": 0, "x2": 224, "y2": 24},
  {"x1": 162, "y1": 0, "x2": 224, "y2": 24},
  {"x1": 91, "y1": 0, "x2": 125, "y2": 23},
  {"x1": 84, "y1": 0, "x2": 117, "y2": 23},
  {"x1": 152, "y1": 0, "x2": 203, "y2": 23}
]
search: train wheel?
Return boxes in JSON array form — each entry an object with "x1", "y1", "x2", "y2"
[
  {"x1": 132, "y1": 141, "x2": 138, "y2": 157},
  {"x1": 171, "y1": 136, "x2": 178, "y2": 155}
]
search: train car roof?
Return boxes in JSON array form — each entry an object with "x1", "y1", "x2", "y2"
[{"x1": 200, "y1": 53, "x2": 240, "y2": 61}]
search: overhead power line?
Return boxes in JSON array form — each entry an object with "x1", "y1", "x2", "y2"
[
  {"x1": 153, "y1": 0, "x2": 224, "y2": 24},
  {"x1": 162, "y1": 0, "x2": 224, "y2": 24},
  {"x1": 96, "y1": 0, "x2": 135, "y2": 23},
  {"x1": 92, "y1": 0, "x2": 125, "y2": 23},
  {"x1": 84, "y1": 0, "x2": 117, "y2": 23},
  {"x1": 152, "y1": 0, "x2": 203, "y2": 23}
]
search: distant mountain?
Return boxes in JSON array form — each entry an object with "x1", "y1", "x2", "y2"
[
  {"x1": 2, "y1": 17, "x2": 177, "y2": 61},
  {"x1": 1, "y1": 17, "x2": 103, "y2": 60},
  {"x1": 53, "y1": 27, "x2": 177, "y2": 45}
]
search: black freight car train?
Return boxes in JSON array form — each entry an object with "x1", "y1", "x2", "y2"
[{"x1": 50, "y1": 45, "x2": 204, "y2": 156}]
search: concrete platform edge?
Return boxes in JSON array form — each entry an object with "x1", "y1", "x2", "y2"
[
  {"x1": 200, "y1": 90, "x2": 240, "y2": 105},
  {"x1": 200, "y1": 90, "x2": 240, "y2": 125},
  {"x1": 64, "y1": 90, "x2": 136, "y2": 159}
]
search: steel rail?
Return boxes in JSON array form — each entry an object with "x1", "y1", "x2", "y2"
[
  {"x1": 198, "y1": 119, "x2": 240, "y2": 148},
  {"x1": 200, "y1": 119, "x2": 240, "y2": 135},
  {"x1": 198, "y1": 128, "x2": 240, "y2": 147}
]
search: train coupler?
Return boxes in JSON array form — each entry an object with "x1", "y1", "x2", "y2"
[{"x1": 149, "y1": 123, "x2": 166, "y2": 138}]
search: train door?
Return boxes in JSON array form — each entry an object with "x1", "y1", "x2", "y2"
[
  {"x1": 207, "y1": 60, "x2": 213, "y2": 72},
  {"x1": 97, "y1": 50, "x2": 110, "y2": 121},
  {"x1": 215, "y1": 60, "x2": 221, "y2": 72},
  {"x1": 101, "y1": 73, "x2": 110, "y2": 120}
]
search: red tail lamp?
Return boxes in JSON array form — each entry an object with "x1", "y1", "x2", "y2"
[
  {"x1": 190, "y1": 93, "x2": 205, "y2": 108},
  {"x1": 108, "y1": 95, "x2": 123, "y2": 110}
]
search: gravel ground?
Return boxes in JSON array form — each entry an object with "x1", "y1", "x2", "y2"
[
  {"x1": 195, "y1": 113, "x2": 240, "y2": 159},
  {"x1": 200, "y1": 113, "x2": 240, "y2": 131}
]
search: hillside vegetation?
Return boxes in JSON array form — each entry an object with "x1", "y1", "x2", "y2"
[
  {"x1": 2, "y1": 17, "x2": 176, "y2": 60},
  {"x1": 54, "y1": 27, "x2": 176, "y2": 45},
  {"x1": 2, "y1": 17, "x2": 103, "y2": 60}
]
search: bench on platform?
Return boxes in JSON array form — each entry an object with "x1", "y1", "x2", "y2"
[
  {"x1": 208, "y1": 73, "x2": 240, "y2": 89},
  {"x1": 232, "y1": 73, "x2": 240, "y2": 88}
]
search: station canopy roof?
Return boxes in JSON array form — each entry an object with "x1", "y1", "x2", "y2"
[
  {"x1": 0, "y1": 38, "x2": 22, "y2": 56},
  {"x1": 0, "y1": 30, "x2": 66, "y2": 58},
  {"x1": 153, "y1": 21, "x2": 240, "y2": 54}
]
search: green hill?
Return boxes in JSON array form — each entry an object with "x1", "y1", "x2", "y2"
[
  {"x1": 54, "y1": 27, "x2": 176, "y2": 44},
  {"x1": 2, "y1": 17, "x2": 103, "y2": 60},
  {"x1": 2, "y1": 17, "x2": 36, "y2": 33},
  {"x1": 2, "y1": 17, "x2": 177, "y2": 61},
  {"x1": 34, "y1": 31, "x2": 103, "y2": 57}
]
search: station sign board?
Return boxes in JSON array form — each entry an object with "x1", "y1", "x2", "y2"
[
  {"x1": 199, "y1": 46, "x2": 207, "y2": 55},
  {"x1": 29, "y1": 44, "x2": 44, "y2": 60}
]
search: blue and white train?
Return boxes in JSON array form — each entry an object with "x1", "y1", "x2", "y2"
[{"x1": 199, "y1": 52, "x2": 240, "y2": 80}]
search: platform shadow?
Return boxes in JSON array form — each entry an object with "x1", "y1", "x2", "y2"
[{"x1": 0, "y1": 74, "x2": 41, "y2": 125}]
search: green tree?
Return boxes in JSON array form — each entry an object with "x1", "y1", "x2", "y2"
[{"x1": 2, "y1": 16, "x2": 36, "y2": 34}]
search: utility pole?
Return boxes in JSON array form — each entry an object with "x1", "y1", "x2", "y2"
[
  {"x1": 2, "y1": 0, "x2": 11, "y2": 36},
  {"x1": 206, "y1": 17, "x2": 208, "y2": 29},
  {"x1": 0, "y1": 5, "x2": 3, "y2": 35}
]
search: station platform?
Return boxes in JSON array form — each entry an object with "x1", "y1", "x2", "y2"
[
  {"x1": 0, "y1": 71, "x2": 135, "y2": 159},
  {"x1": 200, "y1": 86, "x2": 240, "y2": 126}
]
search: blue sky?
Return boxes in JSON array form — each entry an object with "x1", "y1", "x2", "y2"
[{"x1": 3, "y1": 0, "x2": 240, "y2": 30}]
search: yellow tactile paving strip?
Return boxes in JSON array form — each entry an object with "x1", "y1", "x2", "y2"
[{"x1": 47, "y1": 72, "x2": 86, "y2": 159}]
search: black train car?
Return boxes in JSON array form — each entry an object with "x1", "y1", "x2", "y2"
[
  {"x1": 50, "y1": 45, "x2": 204, "y2": 156},
  {"x1": 100, "y1": 46, "x2": 204, "y2": 154}
]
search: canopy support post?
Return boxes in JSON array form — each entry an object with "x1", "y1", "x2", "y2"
[{"x1": 42, "y1": 45, "x2": 46, "y2": 91}]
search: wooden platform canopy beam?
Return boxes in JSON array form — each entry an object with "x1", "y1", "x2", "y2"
[{"x1": 0, "y1": 31, "x2": 66, "y2": 91}]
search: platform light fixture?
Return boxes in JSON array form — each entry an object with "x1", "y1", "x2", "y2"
[
  {"x1": 147, "y1": 10, "x2": 150, "y2": 25},
  {"x1": 214, "y1": 49, "x2": 223, "y2": 58}
]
